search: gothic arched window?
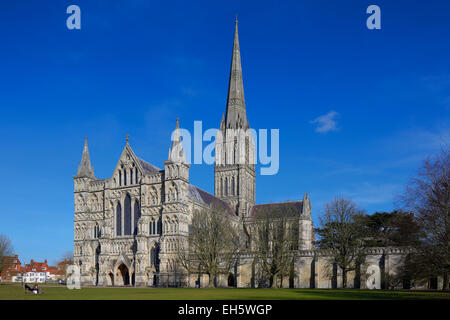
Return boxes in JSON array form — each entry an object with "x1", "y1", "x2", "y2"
[
  {"x1": 133, "y1": 201, "x2": 140, "y2": 235},
  {"x1": 168, "y1": 185, "x2": 177, "y2": 202},
  {"x1": 116, "y1": 202, "x2": 122, "y2": 236},
  {"x1": 224, "y1": 177, "x2": 228, "y2": 196},
  {"x1": 231, "y1": 176, "x2": 235, "y2": 196},
  {"x1": 76, "y1": 195, "x2": 84, "y2": 211},
  {"x1": 150, "y1": 187, "x2": 157, "y2": 205},
  {"x1": 246, "y1": 137, "x2": 249, "y2": 163},
  {"x1": 119, "y1": 171, "x2": 122, "y2": 186},
  {"x1": 124, "y1": 170, "x2": 127, "y2": 186},
  {"x1": 124, "y1": 194, "x2": 132, "y2": 235},
  {"x1": 150, "y1": 220, "x2": 154, "y2": 235},
  {"x1": 150, "y1": 247, "x2": 156, "y2": 265},
  {"x1": 94, "y1": 223, "x2": 100, "y2": 238}
]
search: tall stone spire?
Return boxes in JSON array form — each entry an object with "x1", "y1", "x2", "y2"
[
  {"x1": 168, "y1": 117, "x2": 186, "y2": 163},
  {"x1": 215, "y1": 19, "x2": 255, "y2": 217},
  {"x1": 76, "y1": 137, "x2": 95, "y2": 178},
  {"x1": 225, "y1": 18, "x2": 249, "y2": 130}
]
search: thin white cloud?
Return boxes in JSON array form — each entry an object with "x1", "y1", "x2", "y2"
[
  {"x1": 310, "y1": 110, "x2": 339, "y2": 133},
  {"x1": 340, "y1": 182, "x2": 403, "y2": 206}
]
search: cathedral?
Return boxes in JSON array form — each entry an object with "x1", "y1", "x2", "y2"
[
  {"x1": 73, "y1": 19, "x2": 315, "y2": 287},
  {"x1": 73, "y1": 19, "x2": 435, "y2": 290}
]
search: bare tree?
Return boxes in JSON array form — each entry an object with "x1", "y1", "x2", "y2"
[
  {"x1": 61, "y1": 251, "x2": 74, "y2": 261},
  {"x1": 0, "y1": 234, "x2": 14, "y2": 280},
  {"x1": 176, "y1": 207, "x2": 240, "y2": 287},
  {"x1": 251, "y1": 208, "x2": 298, "y2": 288},
  {"x1": 400, "y1": 145, "x2": 449, "y2": 290},
  {"x1": 56, "y1": 251, "x2": 74, "y2": 280},
  {"x1": 316, "y1": 197, "x2": 366, "y2": 288}
]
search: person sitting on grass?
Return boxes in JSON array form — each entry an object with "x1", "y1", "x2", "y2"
[
  {"x1": 24, "y1": 284, "x2": 42, "y2": 294},
  {"x1": 32, "y1": 284, "x2": 40, "y2": 294},
  {"x1": 24, "y1": 284, "x2": 33, "y2": 293}
]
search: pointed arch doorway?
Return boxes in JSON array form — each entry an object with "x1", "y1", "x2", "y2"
[
  {"x1": 228, "y1": 273, "x2": 236, "y2": 287},
  {"x1": 118, "y1": 263, "x2": 130, "y2": 286},
  {"x1": 108, "y1": 272, "x2": 114, "y2": 286}
]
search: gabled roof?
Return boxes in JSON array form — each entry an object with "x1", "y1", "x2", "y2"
[
  {"x1": 249, "y1": 201, "x2": 304, "y2": 218},
  {"x1": 0, "y1": 255, "x2": 22, "y2": 276},
  {"x1": 18, "y1": 259, "x2": 57, "y2": 274},
  {"x1": 47, "y1": 266, "x2": 59, "y2": 274},
  {"x1": 188, "y1": 184, "x2": 234, "y2": 215},
  {"x1": 137, "y1": 158, "x2": 161, "y2": 174},
  {"x1": 110, "y1": 139, "x2": 161, "y2": 178}
]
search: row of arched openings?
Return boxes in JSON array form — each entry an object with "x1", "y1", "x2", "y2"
[
  {"x1": 93, "y1": 223, "x2": 101, "y2": 238},
  {"x1": 116, "y1": 194, "x2": 141, "y2": 236},
  {"x1": 150, "y1": 220, "x2": 162, "y2": 235},
  {"x1": 118, "y1": 167, "x2": 139, "y2": 187},
  {"x1": 220, "y1": 176, "x2": 236, "y2": 196},
  {"x1": 164, "y1": 220, "x2": 178, "y2": 234}
]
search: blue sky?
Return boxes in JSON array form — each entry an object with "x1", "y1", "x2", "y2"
[{"x1": 0, "y1": 0, "x2": 449, "y2": 264}]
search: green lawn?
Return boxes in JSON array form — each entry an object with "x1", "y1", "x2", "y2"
[{"x1": 0, "y1": 284, "x2": 448, "y2": 300}]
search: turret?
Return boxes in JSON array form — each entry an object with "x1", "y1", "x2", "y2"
[
  {"x1": 164, "y1": 117, "x2": 190, "y2": 199},
  {"x1": 300, "y1": 192, "x2": 314, "y2": 250},
  {"x1": 75, "y1": 137, "x2": 95, "y2": 179},
  {"x1": 74, "y1": 137, "x2": 96, "y2": 193},
  {"x1": 160, "y1": 118, "x2": 190, "y2": 276},
  {"x1": 302, "y1": 192, "x2": 311, "y2": 217}
]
